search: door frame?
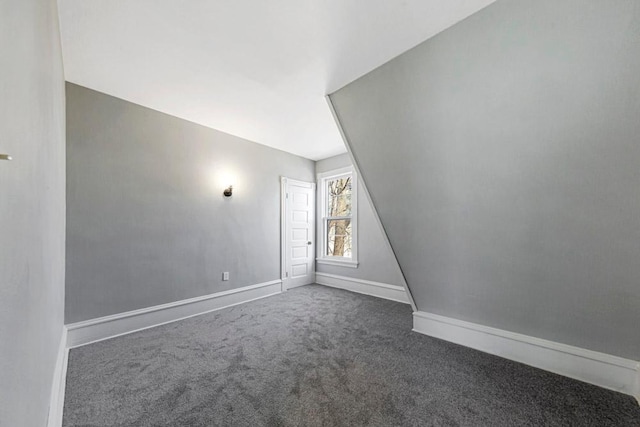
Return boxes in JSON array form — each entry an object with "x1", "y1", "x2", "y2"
[{"x1": 281, "y1": 176, "x2": 316, "y2": 290}]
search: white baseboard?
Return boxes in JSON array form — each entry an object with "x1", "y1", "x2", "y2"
[
  {"x1": 47, "y1": 326, "x2": 69, "y2": 427},
  {"x1": 315, "y1": 272, "x2": 410, "y2": 304},
  {"x1": 66, "y1": 280, "x2": 283, "y2": 348},
  {"x1": 413, "y1": 311, "x2": 640, "y2": 400}
]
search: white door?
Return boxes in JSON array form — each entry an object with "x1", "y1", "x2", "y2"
[{"x1": 282, "y1": 178, "x2": 315, "y2": 289}]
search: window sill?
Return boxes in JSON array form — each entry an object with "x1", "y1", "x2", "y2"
[{"x1": 316, "y1": 258, "x2": 359, "y2": 268}]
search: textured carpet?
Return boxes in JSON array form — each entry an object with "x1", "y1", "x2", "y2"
[{"x1": 63, "y1": 284, "x2": 640, "y2": 426}]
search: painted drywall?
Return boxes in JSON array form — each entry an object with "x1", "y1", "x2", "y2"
[
  {"x1": 330, "y1": 0, "x2": 640, "y2": 360},
  {"x1": 66, "y1": 83, "x2": 314, "y2": 323},
  {"x1": 316, "y1": 154, "x2": 404, "y2": 286},
  {"x1": 0, "y1": 0, "x2": 66, "y2": 425}
]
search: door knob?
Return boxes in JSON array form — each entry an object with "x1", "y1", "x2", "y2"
[{"x1": 307, "y1": 241, "x2": 312, "y2": 245}]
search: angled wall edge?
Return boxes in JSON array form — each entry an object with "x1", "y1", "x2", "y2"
[{"x1": 325, "y1": 95, "x2": 417, "y2": 312}]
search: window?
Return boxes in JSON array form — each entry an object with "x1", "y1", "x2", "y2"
[{"x1": 317, "y1": 166, "x2": 358, "y2": 267}]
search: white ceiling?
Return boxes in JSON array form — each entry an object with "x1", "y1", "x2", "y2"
[{"x1": 58, "y1": 0, "x2": 495, "y2": 160}]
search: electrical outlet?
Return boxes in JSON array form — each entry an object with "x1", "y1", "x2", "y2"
[{"x1": 222, "y1": 272, "x2": 229, "y2": 281}]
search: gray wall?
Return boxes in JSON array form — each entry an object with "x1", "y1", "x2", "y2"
[
  {"x1": 316, "y1": 154, "x2": 405, "y2": 286},
  {"x1": 0, "y1": 0, "x2": 66, "y2": 425},
  {"x1": 330, "y1": 0, "x2": 640, "y2": 360},
  {"x1": 66, "y1": 83, "x2": 314, "y2": 323}
]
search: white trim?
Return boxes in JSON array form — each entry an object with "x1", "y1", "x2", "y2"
[
  {"x1": 316, "y1": 272, "x2": 410, "y2": 305},
  {"x1": 316, "y1": 166, "x2": 358, "y2": 265},
  {"x1": 316, "y1": 258, "x2": 359, "y2": 268},
  {"x1": 636, "y1": 369, "x2": 640, "y2": 404},
  {"x1": 47, "y1": 327, "x2": 69, "y2": 427},
  {"x1": 67, "y1": 280, "x2": 282, "y2": 348},
  {"x1": 413, "y1": 311, "x2": 640, "y2": 399},
  {"x1": 280, "y1": 176, "x2": 287, "y2": 282},
  {"x1": 325, "y1": 95, "x2": 417, "y2": 311}
]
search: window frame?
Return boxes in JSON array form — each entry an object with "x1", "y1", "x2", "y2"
[{"x1": 316, "y1": 166, "x2": 358, "y2": 268}]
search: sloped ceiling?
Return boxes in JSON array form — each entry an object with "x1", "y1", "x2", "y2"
[{"x1": 58, "y1": 0, "x2": 495, "y2": 160}]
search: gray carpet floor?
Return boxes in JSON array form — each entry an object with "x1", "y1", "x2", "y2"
[{"x1": 63, "y1": 284, "x2": 640, "y2": 426}]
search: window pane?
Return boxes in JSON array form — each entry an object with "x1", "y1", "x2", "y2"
[
  {"x1": 327, "y1": 177, "x2": 352, "y2": 217},
  {"x1": 326, "y1": 219, "x2": 352, "y2": 257}
]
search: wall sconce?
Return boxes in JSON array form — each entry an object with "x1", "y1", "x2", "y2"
[
  {"x1": 223, "y1": 185, "x2": 233, "y2": 197},
  {"x1": 0, "y1": 154, "x2": 11, "y2": 161}
]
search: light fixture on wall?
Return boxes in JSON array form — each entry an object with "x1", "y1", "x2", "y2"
[
  {"x1": 214, "y1": 167, "x2": 236, "y2": 198},
  {"x1": 0, "y1": 154, "x2": 12, "y2": 161}
]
